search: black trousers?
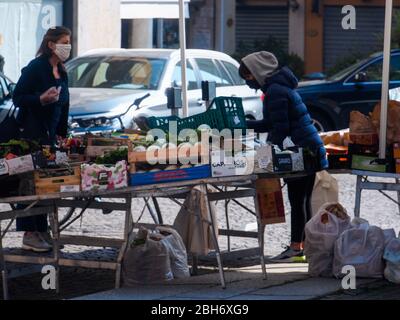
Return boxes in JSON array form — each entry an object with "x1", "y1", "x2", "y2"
[
  {"x1": 285, "y1": 173, "x2": 316, "y2": 244},
  {"x1": 16, "y1": 208, "x2": 48, "y2": 232}
]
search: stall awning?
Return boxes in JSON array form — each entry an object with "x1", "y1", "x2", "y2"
[{"x1": 121, "y1": 0, "x2": 190, "y2": 19}]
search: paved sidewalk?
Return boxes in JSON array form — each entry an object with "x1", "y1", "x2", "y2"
[{"x1": 74, "y1": 263, "x2": 379, "y2": 300}]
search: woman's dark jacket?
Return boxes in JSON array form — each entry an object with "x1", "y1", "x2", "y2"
[
  {"x1": 13, "y1": 54, "x2": 70, "y2": 145},
  {"x1": 247, "y1": 66, "x2": 328, "y2": 169}
]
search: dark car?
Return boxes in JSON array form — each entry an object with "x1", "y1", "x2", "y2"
[{"x1": 298, "y1": 50, "x2": 400, "y2": 132}]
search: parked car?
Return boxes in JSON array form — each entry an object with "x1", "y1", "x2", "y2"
[
  {"x1": 0, "y1": 72, "x2": 15, "y2": 124},
  {"x1": 66, "y1": 49, "x2": 263, "y2": 135},
  {"x1": 297, "y1": 49, "x2": 400, "y2": 132}
]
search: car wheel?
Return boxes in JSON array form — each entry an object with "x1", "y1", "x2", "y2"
[{"x1": 309, "y1": 112, "x2": 333, "y2": 132}]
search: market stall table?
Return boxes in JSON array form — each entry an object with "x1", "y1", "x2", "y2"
[
  {"x1": 353, "y1": 170, "x2": 400, "y2": 217},
  {"x1": 0, "y1": 168, "x2": 368, "y2": 300},
  {"x1": 0, "y1": 174, "x2": 269, "y2": 300}
]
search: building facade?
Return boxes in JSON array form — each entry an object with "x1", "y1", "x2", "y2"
[{"x1": 1, "y1": 0, "x2": 400, "y2": 81}]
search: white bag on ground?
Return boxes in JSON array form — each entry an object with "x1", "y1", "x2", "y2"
[
  {"x1": 311, "y1": 171, "x2": 339, "y2": 217},
  {"x1": 157, "y1": 226, "x2": 190, "y2": 279},
  {"x1": 122, "y1": 228, "x2": 174, "y2": 286},
  {"x1": 333, "y1": 221, "x2": 386, "y2": 279},
  {"x1": 304, "y1": 203, "x2": 351, "y2": 277},
  {"x1": 383, "y1": 237, "x2": 400, "y2": 284}
]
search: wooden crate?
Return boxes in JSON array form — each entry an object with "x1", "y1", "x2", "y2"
[
  {"x1": 85, "y1": 137, "x2": 132, "y2": 160},
  {"x1": 34, "y1": 167, "x2": 81, "y2": 195}
]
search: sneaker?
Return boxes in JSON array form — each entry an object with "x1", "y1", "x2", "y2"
[
  {"x1": 39, "y1": 232, "x2": 64, "y2": 249},
  {"x1": 269, "y1": 246, "x2": 306, "y2": 263},
  {"x1": 22, "y1": 232, "x2": 52, "y2": 253}
]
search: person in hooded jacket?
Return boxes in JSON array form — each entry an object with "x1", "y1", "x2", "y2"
[{"x1": 239, "y1": 51, "x2": 328, "y2": 262}]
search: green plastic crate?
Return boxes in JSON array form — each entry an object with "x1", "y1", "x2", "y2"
[
  {"x1": 211, "y1": 96, "x2": 247, "y2": 132},
  {"x1": 146, "y1": 96, "x2": 248, "y2": 133},
  {"x1": 146, "y1": 107, "x2": 225, "y2": 132}
]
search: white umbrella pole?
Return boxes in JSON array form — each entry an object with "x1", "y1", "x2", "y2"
[
  {"x1": 379, "y1": 0, "x2": 393, "y2": 159},
  {"x1": 179, "y1": 0, "x2": 188, "y2": 118}
]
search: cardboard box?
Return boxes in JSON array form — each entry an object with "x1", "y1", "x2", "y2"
[
  {"x1": 255, "y1": 179, "x2": 285, "y2": 225},
  {"x1": 81, "y1": 160, "x2": 128, "y2": 191},
  {"x1": 0, "y1": 159, "x2": 9, "y2": 176},
  {"x1": 351, "y1": 155, "x2": 386, "y2": 172},
  {"x1": 210, "y1": 150, "x2": 254, "y2": 177},
  {"x1": 6, "y1": 155, "x2": 35, "y2": 175},
  {"x1": 130, "y1": 165, "x2": 211, "y2": 186},
  {"x1": 273, "y1": 148, "x2": 304, "y2": 172},
  {"x1": 349, "y1": 133, "x2": 378, "y2": 146},
  {"x1": 396, "y1": 159, "x2": 400, "y2": 174},
  {"x1": 393, "y1": 143, "x2": 400, "y2": 159}
]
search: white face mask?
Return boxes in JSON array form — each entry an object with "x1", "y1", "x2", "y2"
[{"x1": 54, "y1": 44, "x2": 71, "y2": 62}]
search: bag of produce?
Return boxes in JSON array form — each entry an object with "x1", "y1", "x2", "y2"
[
  {"x1": 383, "y1": 237, "x2": 400, "y2": 284},
  {"x1": 333, "y1": 220, "x2": 386, "y2": 279},
  {"x1": 122, "y1": 228, "x2": 174, "y2": 285},
  {"x1": 304, "y1": 203, "x2": 351, "y2": 277},
  {"x1": 157, "y1": 226, "x2": 190, "y2": 279}
]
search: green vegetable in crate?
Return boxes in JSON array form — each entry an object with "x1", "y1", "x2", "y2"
[{"x1": 95, "y1": 148, "x2": 128, "y2": 164}]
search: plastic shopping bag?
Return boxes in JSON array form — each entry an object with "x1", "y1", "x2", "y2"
[
  {"x1": 157, "y1": 226, "x2": 191, "y2": 279},
  {"x1": 311, "y1": 171, "x2": 339, "y2": 217},
  {"x1": 333, "y1": 220, "x2": 386, "y2": 279},
  {"x1": 122, "y1": 228, "x2": 174, "y2": 286},
  {"x1": 383, "y1": 237, "x2": 400, "y2": 284},
  {"x1": 304, "y1": 203, "x2": 351, "y2": 277}
]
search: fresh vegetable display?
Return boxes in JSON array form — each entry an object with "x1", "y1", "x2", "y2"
[
  {"x1": 95, "y1": 148, "x2": 129, "y2": 165},
  {"x1": 0, "y1": 139, "x2": 41, "y2": 159}
]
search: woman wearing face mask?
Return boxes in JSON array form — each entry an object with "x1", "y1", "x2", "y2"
[
  {"x1": 12, "y1": 26, "x2": 72, "y2": 252},
  {"x1": 239, "y1": 51, "x2": 328, "y2": 263}
]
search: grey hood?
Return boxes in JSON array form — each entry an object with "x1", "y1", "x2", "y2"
[{"x1": 242, "y1": 51, "x2": 279, "y2": 87}]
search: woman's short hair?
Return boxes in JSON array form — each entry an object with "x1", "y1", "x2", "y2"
[{"x1": 37, "y1": 26, "x2": 71, "y2": 57}]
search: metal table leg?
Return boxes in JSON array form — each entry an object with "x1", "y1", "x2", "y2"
[
  {"x1": 396, "y1": 179, "x2": 400, "y2": 214},
  {"x1": 116, "y1": 195, "x2": 132, "y2": 288},
  {"x1": 354, "y1": 175, "x2": 363, "y2": 218},
  {"x1": 152, "y1": 197, "x2": 163, "y2": 225},
  {"x1": 204, "y1": 185, "x2": 226, "y2": 289},
  {"x1": 0, "y1": 223, "x2": 9, "y2": 300},
  {"x1": 224, "y1": 187, "x2": 231, "y2": 252},
  {"x1": 49, "y1": 202, "x2": 61, "y2": 294}
]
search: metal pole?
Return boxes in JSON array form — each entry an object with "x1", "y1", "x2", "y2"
[
  {"x1": 379, "y1": 0, "x2": 393, "y2": 159},
  {"x1": 179, "y1": 0, "x2": 189, "y2": 117}
]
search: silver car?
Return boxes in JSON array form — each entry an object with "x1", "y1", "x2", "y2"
[{"x1": 66, "y1": 49, "x2": 263, "y2": 134}]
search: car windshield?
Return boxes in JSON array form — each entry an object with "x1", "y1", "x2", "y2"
[
  {"x1": 67, "y1": 56, "x2": 167, "y2": 90},
  {"x1": 327, "y1": 58, "x2": 370, "y2": 81}
]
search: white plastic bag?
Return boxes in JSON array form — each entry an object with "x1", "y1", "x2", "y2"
[
  {"x1": 333, "y1": 221, "x2": 386, "y2": 279},
  {"x1": 122, "y1": 228, "x2": 173, "y2": 286},
  {"x1": 311, "y1": 171, "x2": 339, "y2": 217},
  {"x1": 304, "y1": 203, "x2": 351, "y2": 277},
  {"x1": 157, "y1": 226, "x2": 190, "y2": 279},
  {"x1": 383, "y1": 237, "x2": 400, "y2": 284}
]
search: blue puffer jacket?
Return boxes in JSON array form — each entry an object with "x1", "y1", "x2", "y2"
[{"x1": 247, "y1": 66, "x2": 328, "y2": 170}]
